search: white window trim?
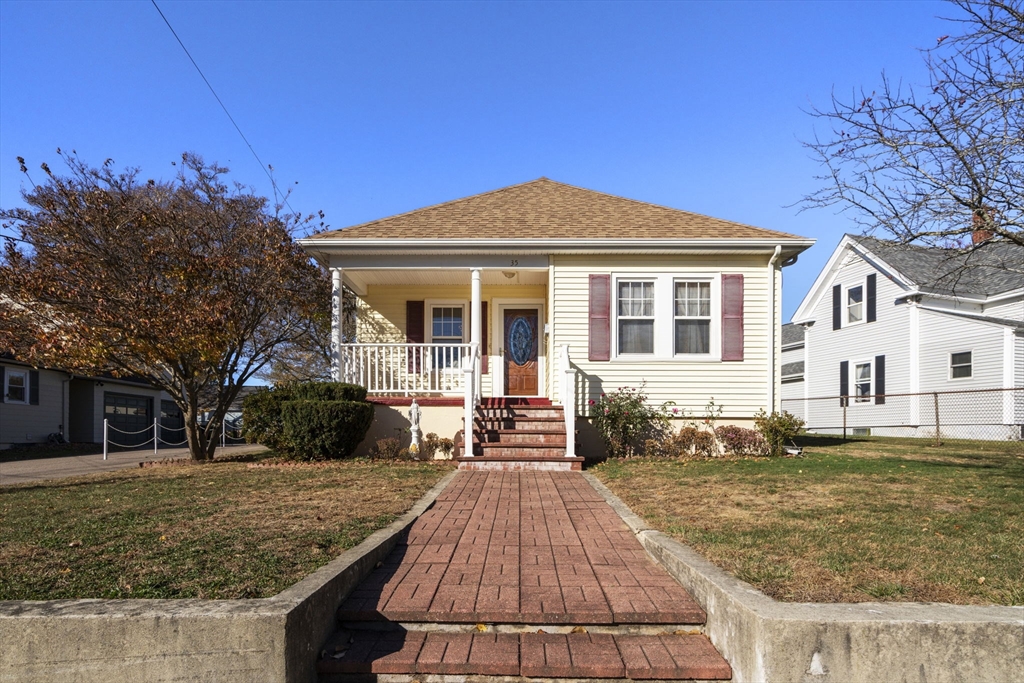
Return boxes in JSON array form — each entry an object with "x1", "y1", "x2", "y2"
[
  {"x1": 851, "y1": 358, "x2": 874, "y2": 405},
  {"x1": 4, "y1": 368, "x2": 29, "y2": 405},
  {"x1": 425, "y1": 299, "x2": 468, "y2": 372},
  {"x1": 425, "y1": 300, "x2": 468, "y2": 344},
  {"x1": 949, "y1": 349, "x2": 973, "y2": 381},
  {"x1": 611, "y1": 273, "x2": 721, "y2": 362},
  {"x1": 844, "y1": 279, "x2": 867, "y2": 327}
]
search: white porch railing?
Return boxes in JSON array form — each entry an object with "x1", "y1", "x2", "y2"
[{"x1": 340, "y1": 343, "x2": 474, "y2": 395}]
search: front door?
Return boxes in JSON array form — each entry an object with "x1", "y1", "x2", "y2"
[{"x1": 504, "y1": 308, "x2": 539, "y2": 396}]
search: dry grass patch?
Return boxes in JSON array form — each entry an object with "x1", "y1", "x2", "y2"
[
  {"x1": 593, "y1": 435, "x2": 1023, "y2": 606},
  {"x1": 0, "y1": 456, "x2": 454, "y2": 600}
]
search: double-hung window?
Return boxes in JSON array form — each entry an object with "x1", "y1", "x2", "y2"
[
  {"x1": 4, "y1": 369, "x2": 28, "y2": 404},
  {"x1": 950, "y1": 351, "x2": 972, "y2": 379},
  {"x1": 846, "y1": 284, "x2": 864, "y2": 324},
  {"x1": 853, "y1": 361, "x2": 872, "y2": 402},
  {"x1": 617, "y1": 281, "x2": 655, "y2": 354},
  {"x1": 674, "y1": 281, "x2": 711, "y2": 354},
  {"x1": 430, "y1": 305, "x2": 464, "y2": 368}
]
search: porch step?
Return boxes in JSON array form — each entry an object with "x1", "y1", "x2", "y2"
[
  {"x1": 476, "y1": 407, "x2": 565, "y2": 419},
  {"x1": 475, "y1": 416, "x2": 566, "y2": 430},
  {"x1": 476, "y1": 429, "x2": 567, "y2": 445},
  {"x1": 317, "y1": 630, "x2": 732, "y2": 680}
]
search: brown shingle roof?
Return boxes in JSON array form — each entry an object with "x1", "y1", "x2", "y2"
[{"x1": 309, "y1": 178, "x2": 802, "y2": 241}]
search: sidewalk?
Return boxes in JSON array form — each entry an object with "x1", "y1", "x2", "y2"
[{"x1": 0, "y1": 443, "x2": 266, "y2": 486}]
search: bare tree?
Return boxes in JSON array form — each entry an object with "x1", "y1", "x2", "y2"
[
  {"x1": 0, "y1": 152, "x2": 330, "y2": 460},
  {"x1": 802, "y1": 1, "x2": 1023, "y2": 258}
]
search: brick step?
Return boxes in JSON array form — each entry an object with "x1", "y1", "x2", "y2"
[
  {"x1": 478, "y1": 398, "x2": 553, "y2": 407},
  {"x1": 317, "y1": 631, "x2": 731, "y2": 680},
  {"x1": 475, "y1": 406, "x2": 565, "y2": 419},
  {"x1": 474, "y1": 443, "x2": 567, "y2": 458},
  {"x1": 476, "y1": 430, "x2": 568, "y2": 445},
  {"x1": 474, "y1": 416, "x2": 567, "y2": 430}
]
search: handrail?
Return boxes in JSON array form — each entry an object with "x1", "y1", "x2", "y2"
[
  {"x1": 339, "y1": 343, "x2": 475, "y2": 395},
  {"x1": 561, "y1": 344, "x2": 577, "y2": 458}
]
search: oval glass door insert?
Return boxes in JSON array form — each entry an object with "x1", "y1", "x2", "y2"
[{"x1": 508, "y1": 316, "x2": 534, "y2": 366}]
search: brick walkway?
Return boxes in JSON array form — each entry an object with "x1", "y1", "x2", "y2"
[{"x1": 320, "y1": 471, "x2": 730, "y2": 680}]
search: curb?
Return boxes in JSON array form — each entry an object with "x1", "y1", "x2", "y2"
[{"x1": 582, "y1": 472, "x2": 1024, "y2": 683}]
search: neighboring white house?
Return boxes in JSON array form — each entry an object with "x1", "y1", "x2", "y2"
[
  {"x1": 299, "y1": 178, "x2": 813, "y2": 466},
  {"x1": 788, "y1": 234, "x2": 1024, "y2": 440},
  {"x1": 0, "y1": 356, "x2": 177, "y2": 449},
  {"x1": 780, "y1": 322, "x2": 806, "y2": 422}
]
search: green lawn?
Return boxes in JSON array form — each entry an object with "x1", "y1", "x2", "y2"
[
  {"x1": 593, "y1": 436, "x2": 1024, "y2": 606},
  {"x1": 0, "y1": 456, "x2": 454, "y2": 600}
]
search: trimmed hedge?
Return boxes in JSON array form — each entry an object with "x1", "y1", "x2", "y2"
[
  {"x1": 289, "y1": 382, "x2": 367, "y2": 403},
  {"x1": 280, "y1": 399, "x2": 374, "y2": 461},
  {"x1": 241, "y1": 385, "x2": 294, "y2": 452}
]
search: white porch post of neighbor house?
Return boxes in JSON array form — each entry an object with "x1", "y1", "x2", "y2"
[
  {"x1": 331, "y1": 267, "x2": 343, "y2": 382},
  {"x1": 470, "y1": 268, "x2": 482, "y2": 402}
]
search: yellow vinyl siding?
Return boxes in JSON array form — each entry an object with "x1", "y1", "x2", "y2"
[{"x1": 551, "y1": 255, "x2": 775, "y2": 417}]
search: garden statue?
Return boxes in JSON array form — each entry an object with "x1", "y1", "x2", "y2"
[{"x1": 409, "y1": 398, "x2": 422, "y2": 454}]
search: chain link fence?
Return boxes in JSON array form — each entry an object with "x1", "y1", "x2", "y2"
[{"x1": 781, "y1": 387, "x2": 1024, "y2": 443}]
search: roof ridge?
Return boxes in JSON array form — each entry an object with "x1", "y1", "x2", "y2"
[{"x1": 319, "y1": 178, "x2": 553, "y2": 236}]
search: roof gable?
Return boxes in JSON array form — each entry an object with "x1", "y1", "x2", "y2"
[{"x1": 308, "y1": 178, "x2": 802, "y2": 241}]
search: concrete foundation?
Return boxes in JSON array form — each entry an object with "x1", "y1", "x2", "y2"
[{"x1": 585, "y1": 473, "x2": 1024, "y2": 683}]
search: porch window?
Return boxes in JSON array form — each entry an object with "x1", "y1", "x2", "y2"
[
  {"x1": 674, "y1": 281, "x2": 711, "y2": 354},
  {"x1": 853, "y1": 361, "x2": 872, "y2": 403},
  {"x1": 431, "y1": 305, "x2": 464, "y2": 368},
  {"x1": 617, "y1": 281, "x2": 654, "y2": 354},
  {"x1": 4, "y1": 369, "x2": 27, "y2": 404}
]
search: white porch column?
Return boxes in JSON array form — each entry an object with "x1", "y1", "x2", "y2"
[
  {"x1": 470, "y1": 268, "x2": 482, "y2": 402},
  {"x1": 331, "y1": 267, "x2": 343, "y2": 382}
]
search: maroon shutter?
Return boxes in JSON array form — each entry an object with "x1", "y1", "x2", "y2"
[
  {"x1": 721, "y1": 274, "x2": 744, "y2": 361},
  {"x1": 406, "y1": 301, "x2": 424, "y2": 373},
  {"x1": 589, "y1": 275, "x2": 611, "y2": 361},
  {"x1": 481, "y1": 301, "x2": 489, "y2": 374}
]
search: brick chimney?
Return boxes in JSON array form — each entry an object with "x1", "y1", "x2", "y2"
[{"x1": 972, "y1": 212, "x2": 994, "y2": 244}]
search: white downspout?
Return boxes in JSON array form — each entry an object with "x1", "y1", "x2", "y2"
[{"x1": 768, "y1": 246, "x2": 782, "y2": 413}]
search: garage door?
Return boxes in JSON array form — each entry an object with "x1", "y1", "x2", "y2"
[{"x1": 104, "y1": 392, "x2": 153, "y2": 447}]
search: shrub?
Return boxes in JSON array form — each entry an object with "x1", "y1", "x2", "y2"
[
  {"x1": 590, "y1": 385, "x2": 671, "y2": 458},
  {"x1": 370, "y1": 436, "x2": 403, "y2": 461},
  {"x1": 241, "y1": 385, "x2": 294, "y2": 451},
  {"x1": 754, "y1": 410, "x2": 806, "y2": 457},
  {"x1": 290, "y1": 382, "x2": 367, "y2": 403},
  {"x1": 673, "y1": 426, "x2": 699, "y2": 456},
  {"x1": 280, "y1": 399, "x2": 374, "y2": 461},
  {"x1": 693, "y1": 430, "x2": 718, "y2": 458},
  {"x1": 715, "y1": 425, "x2": 768, "y2": 456},
  {"x1": 437, "y1": 438, "x2": 455, "y2": 458}
]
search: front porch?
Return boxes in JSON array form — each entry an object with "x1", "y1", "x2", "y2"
[{"x1": 329, "y1": 265, "x2": 580, "y2": 469}]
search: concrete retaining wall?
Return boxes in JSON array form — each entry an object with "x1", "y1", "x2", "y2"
[
  {"x1": 585, "y1": 473, "x2": 1024, "y2": 683},
  {"x1": 0, "y1": 471, "x2": 459, "y2": 683}
]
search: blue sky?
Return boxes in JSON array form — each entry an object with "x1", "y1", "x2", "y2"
[{"x1": 0, "y1": 0, "x2": 953, "y2": 320}]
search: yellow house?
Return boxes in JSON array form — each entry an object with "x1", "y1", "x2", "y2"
[{"x1": 299, "y1": 179, "x2": 813, "y2": 469}]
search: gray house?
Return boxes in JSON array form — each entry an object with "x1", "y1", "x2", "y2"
[
  {"x1": 788, "y1": 234, "x2": 1024, "y2": 440},
  {"x1": 0, "y1": 357, "x2": 177, "y2": 449}
]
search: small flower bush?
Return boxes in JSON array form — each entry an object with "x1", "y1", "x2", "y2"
[
  {"x1": 715, "y1": 425, "x2": 768, "y2": 456},
  {"x1": 754, "y1": 409, "x2": 806, "y2": 457},
  {"x1": 590, "y1": 385, "x2": 671, "y2": 458}
]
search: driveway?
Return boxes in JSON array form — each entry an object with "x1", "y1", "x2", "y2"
[{"x1": 0, "y1": 444, "x2": 266, "y2": 486}]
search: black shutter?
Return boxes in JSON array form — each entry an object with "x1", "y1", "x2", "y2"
[
  {"x1": 29, "y1": 370, "x2": 40, "y2": 405},
  {"x1": 866, "y1": 274, "x2": 877, "y2": 323},
  {"x1": 481, "y1": 301, "x2": 489, "y2": 374},
  {"x1": 832, "y1": 285, "x2": 842, "y2": 330},
  {"x1": 874, "y1": 355, "x2": 886, "y2": 404},
  {"x1": 0, "y1": 366, "x2": 5, "y2": 401},
  {"x1": 839, "y1": 360, "x2": 849, "y2": 407}
]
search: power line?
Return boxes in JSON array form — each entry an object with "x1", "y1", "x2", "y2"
[{"x1": 150, "y1": 0, "x2": 297, "y2": 215}]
